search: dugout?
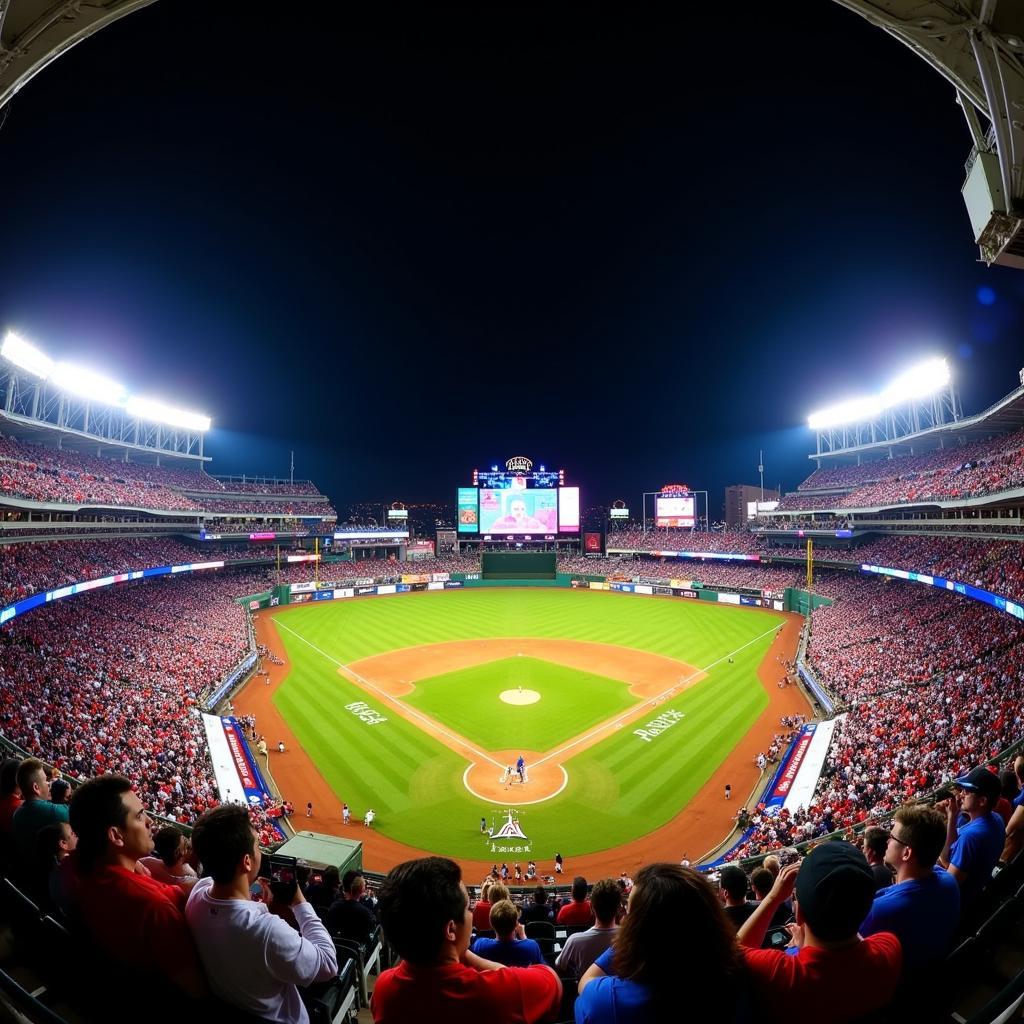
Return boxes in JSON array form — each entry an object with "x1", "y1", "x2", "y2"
[
  {"x1": 274, "y1": 831, "x2": 362, "y2": 877},
  {"x1": 481, "y1": 551, "x2": 556, "y2": 580}
]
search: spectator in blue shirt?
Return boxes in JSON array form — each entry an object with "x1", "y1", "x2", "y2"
[
  {"x1": 576, "y1": 863, "x2": 743, "y2": 1024},
  {"x1": 860, "y1": 803, "x2": 960, "y2": 974},
  {"x1": 938, "y1": 766, "x2": 1005, "y2": 919},
  {"x1": 470, "y1": 899, "x2": 544, "y2": 967}
]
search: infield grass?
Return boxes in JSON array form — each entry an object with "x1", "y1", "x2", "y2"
[
  {"x1": 402, "y1": 657, "x2": 637, "y2": 751},
  {"x1": 270, "y1": 588, "x2": 780, "y2": 858}
]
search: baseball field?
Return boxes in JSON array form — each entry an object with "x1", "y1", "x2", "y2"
[{"x1": 248, "y1": 587, "x2": 794, "y2": 864}]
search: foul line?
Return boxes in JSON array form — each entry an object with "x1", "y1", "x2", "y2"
[
  {"x1": 274, "y1": 618, "x2": 505, "y2": 770},
  {"x1": 530, "y1": 622, "x2": 785, "y2": 769}
]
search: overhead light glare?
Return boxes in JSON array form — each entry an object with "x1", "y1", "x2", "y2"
[
  {"x1": 807, "y1": 356, "x2": 952, "y2": 430},
  {"x1": 880, "y1": 358, "x2": 950, "y2": 404},
  {"x1": 126, "y1": 396, "x2": 211, "y2": 432},
  {"x1": 50, "y1": 363, "x2": 127, "y2": 405},
  {"x1": 2, "y1": 331, "x2": 54, "y2": 378}
]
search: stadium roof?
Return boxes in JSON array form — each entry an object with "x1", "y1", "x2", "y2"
[
  {"x1": 0, "y1": 0, "x2": 155, "y2": 110},
  {"x1": 833, "y1": 1, "x2": 1024, "y2": 267}
]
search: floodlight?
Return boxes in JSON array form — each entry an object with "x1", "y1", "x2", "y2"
[
  {"x1": 2, "y1": 331, "x2": 54, "y2": 378},
  {"x1": 125, "y1": 396, "x2": 211, "y2": 432},
  {"x1": 807, "y1": 357, "x2": 952, "y2": 430},
  {"x1": 50, "y1": 363, "x2": 127, "y2": 405},
  {"x1": 808, "y1": 396, "x2": 884, "y2": 430},
  {"x1": 880, "y1": 358, "x2": 950, "y2": 404}
]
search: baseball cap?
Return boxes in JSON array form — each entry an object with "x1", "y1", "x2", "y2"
[
  {"x1": 955, "y1": 766, "x2": 1001, "y2": 805},
  {"x1": 795, "y1": 841, "x2": 876, "y2": 942}
]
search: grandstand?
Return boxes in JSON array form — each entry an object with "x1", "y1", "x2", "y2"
[{"x1": 5, "y1": 3, "x2": 1024, "y2": 1023}]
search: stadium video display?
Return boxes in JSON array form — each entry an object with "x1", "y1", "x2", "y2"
[
  {"x1": 655, "y1": 494, "x2": 695, "y2": 528},
  {"x1": 479, "y1": 487, "x2": 558, "y2": 534},
  {"x1": 457, "y1": 487, "x2": 479, "y2": 533},
  {"x1": 557, "y1": 486, "x2": 580, "y2": 532}
]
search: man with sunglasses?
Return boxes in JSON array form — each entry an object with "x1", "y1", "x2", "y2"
[{"x1": 859, "y1": 804, "x2": 960, "y2": 975}]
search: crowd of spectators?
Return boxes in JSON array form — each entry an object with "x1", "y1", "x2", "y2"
[
  {"x1": 0, "y1": 537, "x2": 315, "y2": 606},
  {"x1": 0, "y1": 569, "x2": 263, "y2": 822},
  {"x1": 198, "y1": 519, "x2": 315, "y2": 535},
  {"x1": 186, "y1": 479, "x2": 321, "y2": 496},
  {"x1": 775, "y1": 427, "x2": 1024, "y2": 512},
  {"x1": 606, "y1": 529, "x2": 763, "y2": 554},
  {"x1": 774, "y1": 492, "x2": 846, "y2": 512},
  {"x1": 195, "y1": 498, "x2": 337, "y2": 516},
  {"x1": 0, "y1": 432, "x2": 332, "y2": 515},
  {"x1": 799, "y1": 427, "x2": 1024, "y2": 491},
  {"x1": 730, "y1": 572, "x2": 1024, "y2": 860}
]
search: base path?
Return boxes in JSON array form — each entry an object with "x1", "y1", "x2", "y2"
[{"x1": 238, "y1": 602, "x2": 809, "y2": 880}]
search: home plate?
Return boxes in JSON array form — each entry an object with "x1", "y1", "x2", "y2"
[{"x1": 500, "y1": 689, "x2": 541, "y2": 705}]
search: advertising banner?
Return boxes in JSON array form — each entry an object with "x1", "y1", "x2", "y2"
[{"x1": 457, "y1": 486, "x2": 479, "y2": 534}]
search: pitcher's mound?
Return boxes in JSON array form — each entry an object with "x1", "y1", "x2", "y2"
[{"x1": 500, "y1": 689, "x2": 541, "y2": 705}]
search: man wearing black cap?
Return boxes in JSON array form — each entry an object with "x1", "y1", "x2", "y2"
[
  {"x1": 937, "y1": 765, "x2": 1005, "y2": 915},
  {"x1": 736, "y1": 843, "x2": 902, "y2": 1024}
]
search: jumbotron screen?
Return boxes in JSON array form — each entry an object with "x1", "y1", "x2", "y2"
[
  {"x1": 655, "y1": 494, "x2": 694, "y2": 528},
  {"x1": 457, "y1": 485, "x2": 579, "y2": 534}
]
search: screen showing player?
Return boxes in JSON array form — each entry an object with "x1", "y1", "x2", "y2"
[
  {"x1": 557, "y1": 486, "x2": 579, "y2": 532},
  {"x1": 479, "y1": 487, "x2": 558, "y2": 534},
  {"x1": 655, "y1": 494, "x2": 694, "y2": 528},
  {"x1": 457, "y1": 487, "x2": 479, "y2": 533}
]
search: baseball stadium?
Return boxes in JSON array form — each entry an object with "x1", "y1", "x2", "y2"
[{"x1": 3, "y1": 3, "x2": 1024, "y2": 1024}]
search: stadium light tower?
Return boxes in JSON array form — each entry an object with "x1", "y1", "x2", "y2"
[
  {"x1": 1, "y1": 329, "x2": 212, "y2": 460},
  {"x1": 807, "y1": 356, "x2": 961, "y2": 460}
]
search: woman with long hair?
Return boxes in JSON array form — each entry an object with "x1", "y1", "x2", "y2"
[{"x1": 575, "y1": 863, "x2": 746, "y2": 1023}]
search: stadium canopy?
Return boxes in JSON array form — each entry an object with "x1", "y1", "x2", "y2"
[
  {"x1": 0, "y1": 0, "x2": 155, "y2": 110},
  {"x1": 833, "y1": 1, "x2": 1024, "y2": 268}
]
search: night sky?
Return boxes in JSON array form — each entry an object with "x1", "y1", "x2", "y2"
[{"x1": 2, "y1": 3, "x2": 1023, "y2": 513}]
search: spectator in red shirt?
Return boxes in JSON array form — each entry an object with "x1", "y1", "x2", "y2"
[
  {"x1": 738, "y1": 844, "x2": 902, "y2": 1024},
  {"x1": 556, "y1": 876, "x2": 594, "y2": 927},
  {"x1": 472, "y1": 877, "x2": 497, "y2": 932},
  {"x1": 371, "y1": 856, "x2": 561, "y2": 1024},
  {"x1": 68, "y1": 774, "x2": 206, "y2": 1004}
]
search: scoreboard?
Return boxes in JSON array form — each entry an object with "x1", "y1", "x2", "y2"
[{"x1": 458, "y1": 457, "x2": 580, "y2": 539}]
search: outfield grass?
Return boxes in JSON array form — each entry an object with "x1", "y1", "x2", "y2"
[
  {"x1": 401, "y1": 656, "x2": 637, "y2": 751},
  {"x1": 271, "y1": 589, "x2": 779, "y2": 858}
]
